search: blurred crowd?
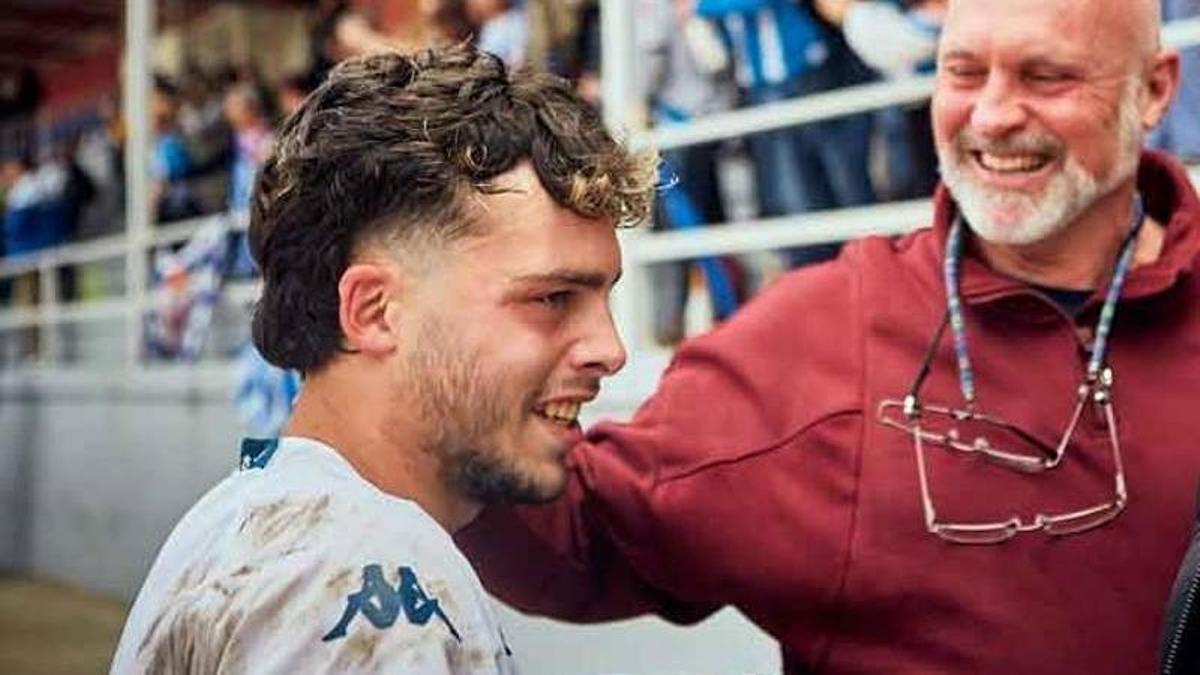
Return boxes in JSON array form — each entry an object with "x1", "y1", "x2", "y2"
[{"x1": 1, "y1": 0, "x2": 1199, "y2": 346}]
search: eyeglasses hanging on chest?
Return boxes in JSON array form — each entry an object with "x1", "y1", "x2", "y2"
[{"x1": 876, "y1": 196, "x2": 1144, "y2": 545}]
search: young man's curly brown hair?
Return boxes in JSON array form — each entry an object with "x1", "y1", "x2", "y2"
[{"x1": 249, "y1": 45, "x2": 658, "y2": 375}]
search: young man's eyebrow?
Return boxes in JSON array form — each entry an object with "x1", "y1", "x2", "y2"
[{"x1": 511, "y1": 269, "x2": 622, "y2": 288}]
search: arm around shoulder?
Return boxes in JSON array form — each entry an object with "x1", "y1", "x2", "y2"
[{"x1": 459, "y1": 257, "x2": 868, "y2": 629}]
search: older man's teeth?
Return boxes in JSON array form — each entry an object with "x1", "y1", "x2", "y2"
[
  {"x1": 977, "y1": 152, "x2": 1049, "y2": 173},
  {"x1": 539, "y1": 402, "x2": 581, "y2": 426}
]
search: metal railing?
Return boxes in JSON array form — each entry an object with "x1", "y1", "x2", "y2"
[
  {"x1": 1, "y1": 9, "x2": 1199, "y2": 367},
  {"x1": 0, "y1": 211, "x2": 257, "y2": 355}
]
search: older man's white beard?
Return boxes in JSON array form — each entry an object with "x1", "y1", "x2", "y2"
[{"x1": 937, "y1": 85, "x2": 1144, "y2": 247}]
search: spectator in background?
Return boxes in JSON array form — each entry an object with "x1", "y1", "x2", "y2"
[
  {"x1": 151, "y1": 77, "x2": 199, "y2": 223},
  {"x1": 2, "y1": 154, "x2": 68, "y2": 258},
  {"x1": 224, "y1": 82, "x2": 274, "y2": 215},
  {"x1": 815, "y1": 0, "x2": 946, "y2": 200},
  {"x1": 307, "y1": 0, "x2": 391, "y2": 88},
  {"x1": 571, "y1": 0, "x2": 602, "y2": 105},
  {"x1": 0, "y1": 153, "x2": 69, "y2": 359},
  {"x1": 0, "y1": 67, "x2": 43, "y2": 120},
  {"x1": 177, "y1": 65, "x2": 235, "y2": 188},
  {"x1": 276, "y1": 74, "x2": 312, "y2": 120},
  {"x1": 817, "y1": 0, "x2": 943, "y2": 76},
  {"x1": 469, "y1": 0, "x2": 530, "y2": 67},
  {"x1": 639, "y1": 0, "x2": 741, "y2": 344},
  {"x1": 423, "y1": 0, "x2": 476, "y2": 44},
  {"x1": 1151, "y1": 0, "x2": 1200, "y2": 162},
  {"x1": 689, "y1": 0, "x2": 877, "y2": 267},
  {"x1": 0, "y1": 156, "x2": 25, "y2": 306},
  {"x1": 56, "y1": 135, "x2": 96, "y2": 302},
  {"x1": 0, "y1": 155, "x2": 34, "y2": 355},
  {"x1": 307, "y1": 0, "x2": 471, "y2": 90},
  {"x1": 224, "y1": 81, "x2": 275, "y2": 277},
  {"x1": 524, "y1": 0, "x2": 584, "y2": 75},
  {"x1": 93, "y1": 95, "x2": 127, "y2": 227}
]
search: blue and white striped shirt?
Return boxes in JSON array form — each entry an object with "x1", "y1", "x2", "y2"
[{"x1": 698, "y1": 0, "x2": 829, "y2": 90}]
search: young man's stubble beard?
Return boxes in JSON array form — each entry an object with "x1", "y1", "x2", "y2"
[{"x1": 400, "y1": 313, "x2": 567, "y2": 506}]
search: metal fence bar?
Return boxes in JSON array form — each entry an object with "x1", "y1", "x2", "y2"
[
  {"x1": 0, "y1": 298, "x2": 127, "y2": 331},
  {"x1": 642, "y1": 76, "x2": 936, "y2": 152},
  {"x1": 152, "y1": 211, "x2": 247, "y2": 249},
  {"x1": 152, "y1": 214, "x2": 224, "y2": 248},
  {"x1": 1165, "y1": 15, "x2": 1200, "y2": 48},
  {"x1": 36, "y1": 260, "x2": 59, "y2": 363},
  {"x1": 629, "y1": 200, "x2": 932, "y2": 264},
  {"x1": 0, "y1": 210, "x2": 249, "y2": 282},
  {"x1": 0, "y1": 234, "x2": 130, "y2": 279},
  {"x1": 224, "y1": 279, "x2": 261, "y2": 306},
  {"x1": 0, "y1": 282, "x2": 262, "y2": 333},
  {"x1": 600, "y1": 0, "x2": 654, "y2": 351},
  {"x1": 123, "y1": 0, "x2": 154, "y2": 366}
]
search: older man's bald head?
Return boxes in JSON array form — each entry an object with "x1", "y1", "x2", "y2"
[
  {"x1": 944, "y1": 0, "x2": 1162, "y2": 72},
  {"x1": 1121, "y1": 0, "x2": 1163, "y2": 67}
]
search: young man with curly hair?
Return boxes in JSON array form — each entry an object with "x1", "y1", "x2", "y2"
[{"x1": 111, "y1": 45, "x2": 656, "y2": 674}]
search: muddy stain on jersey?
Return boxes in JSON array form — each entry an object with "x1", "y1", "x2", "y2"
[{"x1": 240, "y1": 495, "x2": 331, "y2": 550}]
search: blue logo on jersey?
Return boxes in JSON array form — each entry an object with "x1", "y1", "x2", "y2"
[
  {"x1": 322, "y1": 564, "x2": 462, "y2": 642},
  {"x1": 239, "y1": 438, "x2": 279, "y2": 470}
]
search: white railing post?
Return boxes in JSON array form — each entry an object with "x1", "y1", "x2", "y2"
[
  {"x1": 601, "y1": 0, "x2": 654, "y2": 352},
  {"x1": 1164, "y1": 16, "x2": 1200, "y2": 49},
  {"x1": 37, "y1": 261, "x2": 59, "y2": 364},
  {"x1": 600, "y1": 0, "x2": 637, "y2": 137},
  {"x1": 124, "y1": 0, "x2": 155, "y2": 367}
]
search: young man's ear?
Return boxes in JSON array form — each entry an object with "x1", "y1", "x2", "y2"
[{"x1": 338, "y1": 263, "x2": 401, "y2": 356}]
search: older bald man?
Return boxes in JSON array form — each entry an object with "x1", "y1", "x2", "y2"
[{"x1": 458, "y1": 1, "x2": 1198, "y2": 672}]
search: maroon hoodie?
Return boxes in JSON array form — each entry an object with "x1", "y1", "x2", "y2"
[{"x1": 460, "y1": 151, "x2": 1200, "y2": 674}]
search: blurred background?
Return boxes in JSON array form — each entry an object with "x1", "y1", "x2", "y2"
[{"x1": 0, "y1": 1, "x2": 1198, "y2": 673}]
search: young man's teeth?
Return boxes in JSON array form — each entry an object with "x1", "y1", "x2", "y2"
[
  {"x1": 978, "y1": 153, "x2": 1046, "y2": 173},
  {"x1": 541, "y1": 402, "x2": 580, "y2": 425}
]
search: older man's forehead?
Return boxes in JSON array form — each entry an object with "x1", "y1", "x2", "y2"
[
  {"x1": 946, "y1": 0, "x2": 1157, "y2": 16},
  {"x1": 942, "y1": 0, "x2": 1156, "y2": 68},
  {"x1": 944, "y1": 0, "x2": 1159, "y2": 45}
]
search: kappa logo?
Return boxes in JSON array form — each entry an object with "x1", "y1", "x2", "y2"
[{"x1": 322, "y1": 564, "x2": 462, "y2": 642}]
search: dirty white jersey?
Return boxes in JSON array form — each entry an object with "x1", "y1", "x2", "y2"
[{"x1": 111, "y1": 436, "x2": 518, "y2": 674}]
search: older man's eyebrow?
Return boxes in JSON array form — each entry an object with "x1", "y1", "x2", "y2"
[
  {"x1": 511, "y1": 269, "x2": 623, "y2": 289},
  {"x1": 939, "y1": 48, "x2": 980, "y2": 63},
  {"x1": 1019, "y1": 55, "x2": 1087, "y2": 72},
  {"x1": 941, "y1": 47, "x2": 1088, "y2": 69}
]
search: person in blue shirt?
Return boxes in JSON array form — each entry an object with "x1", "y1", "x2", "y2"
[
  {"x1": 151, "y1": 77, "x2": 199, "y2": 223},
  {"x1": 691, "y1": 0, "x2": 877, "y2": 266},
  {"x1": 815, "y1": 0, "x2": 946, "y2": 200}
]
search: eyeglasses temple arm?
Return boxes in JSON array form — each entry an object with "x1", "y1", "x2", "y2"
[{"x1": 905, "y1": 308, "x2": 953, "y2": 413}]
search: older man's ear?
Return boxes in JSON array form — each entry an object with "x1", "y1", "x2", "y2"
[{"x1": 1144, "y1": 50, "x2": 1182, "y2": 130}]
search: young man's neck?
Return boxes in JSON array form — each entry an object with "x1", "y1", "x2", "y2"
[
  {"x1": 282, "y1": 369, "x2": 481, "y2": 533},
  {"x1": 973, "y1": 183, "x2": 1163, "y2": 290}
]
